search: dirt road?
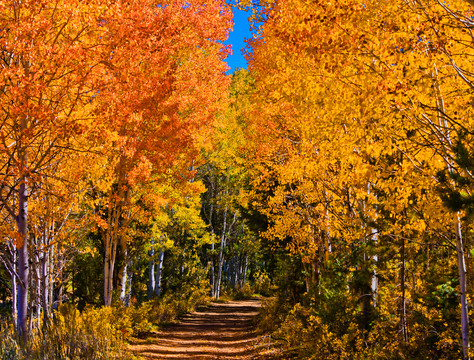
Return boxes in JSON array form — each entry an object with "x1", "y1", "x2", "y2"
[{"x1": 131, "y1": 298, "x2": 262, "y2": 360}]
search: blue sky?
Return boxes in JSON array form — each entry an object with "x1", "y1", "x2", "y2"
[{"x1": 224, "y1": 6, "x2": 253, "y2": 74}]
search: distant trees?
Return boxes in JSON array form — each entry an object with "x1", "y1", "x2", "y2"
[{"x1": 199, "y1": 69, "x2": 259, "y2": 299}]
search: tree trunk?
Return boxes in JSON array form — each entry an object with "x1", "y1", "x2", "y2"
[
  {"x1": 155, "y1": 250, "x2": 164, "y2": 298},
  {"x1": 119, "y1": 241, "x2": 129, "y2": 304},
  {"x1": 119, "y1": 257, "x2": 133, "y2": 307},
  {"x1": 33, "y1": 242, "x2": 42, "y2": 330},
  {"x1": 125, "y1": 271, "x2": 133, "y2": 307},
  {"x1": 210, "y1": 238, "x2": 215, "y2": 294},
  {"x1": 208, "y1": 196, "x2": 216, "y2": 294},
  {"x1": 103, "y1": 167, "x2": 129, "y2": 307},
  {"x1": 400, "y1": 235, "x2": 409, "y2": 343},
  {"x1": 241, "y1": 255, "x2": 248, "y2": 287},
  {"x1": 455, "y1": 215, "x2": 470, "y2": 360},
  {"x1": 214, "y1": 206, "x2": 228, "y2": 299},
  {"x1": 119, "y1": 262, "x2": 128, "y2": 305},
  {"x1": 16, "y1": 174, "x2": 29, "y2": 339},
  {"x1": 49, "y1": 242, "x2": 55, "y2": 312},
  {"x1": 11, "y1": 247, "x2": 18, "y2": 331},
  {"x1": 148, "y1": 244, "x2": 155, "y2": 299},
  {"x1": 104, "y1": 232, "x2": 118, "y2": 306},
  {"x1": 41, "y1": 229, "x2": 52, "y2": 325},
  {"x1": 368, "y1": 183, "x2": 378, "y2": 306},
  {"x1": 103, "y1": 189, "x2": 122, "y2": 306}
]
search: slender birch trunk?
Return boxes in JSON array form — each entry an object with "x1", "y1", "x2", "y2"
[
  {"x1": 11, "y1": 246, "x2": 18, "y2": 331},
  {"x1": 214, "y1": 198, "x2": 229, "y2": 299},
  {"x1": 119, "y1": 258, "x2": 132, "y2": 306},
  {"x1": 119, "y1": 261, "x2": 128, "y2": 304},
  {"x1": 207, "y1": 171, "x2": 216, "y2": 294},
  {"x1": 104, "y1": 220, "x2": 119, "y2": 306},
  {"x1": 215, "y1": 226, "x2": 226, "y2": 298},
  {"x1": 16, "y1": 149, "x2": 29, "y2": 339},
  {"x1": 125, "y1": 271, "x2": 133, "y2": 307},
  {"x1": 119, "y1": 238, "x2": 129, "y2": 304},
  {"x1": 367, "y1": 183, "x2": 378, "y2": 305},
  {"x1": 210, "y1": 239, "x2": 215, "y2": 291},
  {"x1": 148, "y1": 243, "x2": 155, "y2": 299},
  {"x1": 41, "y1": 224, "x2": 53, "y2": 324},
  {"x1": 155, "y1": 250, "x2": 164, "y2": 298}
]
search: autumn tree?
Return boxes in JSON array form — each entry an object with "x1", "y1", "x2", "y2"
[
  {"x1": 86, "y1": 0, "x2": 232, "y2": 306},
  {"x1": 0, "y1": 0, "x2": 107, "y2": 336},
  {"x1": 242, "y1": 0, "x2": 473, "y2": 357}
]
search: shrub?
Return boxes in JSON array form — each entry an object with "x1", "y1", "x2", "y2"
[
  {"x1": 0, "y1": 280, "x2": 211, "y2": 359},
  {"x1": 31, "y1": 304, "x2": 132, "y2": 360},
  {"x1": 232, "y1": 283, "x2": 254, "y2": 300},
  {"x1": 0, "y1": 306, "x2": 134, "y2": 360},
  {"x1": 254, "y1": 270, "x2": 273, "y2": 297},
  {"x1": 256, "y1": 296, "x2": 290, "y2": 334},
  {"x1": 132, "y1": 279, "x2": 211, "y2": 331},
  {"x1": 0, "y1": 321, "x2": 20, "y2": 360}
]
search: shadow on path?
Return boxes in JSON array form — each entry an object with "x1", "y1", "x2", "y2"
[{"x1": 130, "y1": 299, "x2": 261, "y2": 360}]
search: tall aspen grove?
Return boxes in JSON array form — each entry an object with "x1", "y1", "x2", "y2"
[{"x1": 0, "y1": 0, "x2": 473, "y2": 359}]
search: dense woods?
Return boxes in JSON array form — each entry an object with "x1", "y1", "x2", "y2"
[{"x1": 0, "y1": 0, "x2": 474, "y2": 359}]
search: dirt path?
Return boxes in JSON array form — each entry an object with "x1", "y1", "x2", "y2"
[{"x1": 130, "y1": 298, "x2": 262, "y2": 360}]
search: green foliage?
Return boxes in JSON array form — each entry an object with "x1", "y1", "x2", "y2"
[
  {"x1": 71, "y1": 244, "x2": 104, "y2": 309},
  {"x1": 253, "y1": 240, "x2": 468, "y2": 360},
  {"x1": 257, "y1": 281, "x2": 467, "y2": 360}
]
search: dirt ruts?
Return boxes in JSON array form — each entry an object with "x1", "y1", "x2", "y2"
[{"x1": 130, "y1": 298, "x2": 262, "y2": 360}]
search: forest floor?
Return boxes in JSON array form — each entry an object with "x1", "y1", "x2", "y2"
[{"x1": 130, "y1": 298, "x2": 272, "y2": 360}]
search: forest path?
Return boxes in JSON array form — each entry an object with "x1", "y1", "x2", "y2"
[{"x1": 130, "y1": 298, "x2": 262, "y2": 360}]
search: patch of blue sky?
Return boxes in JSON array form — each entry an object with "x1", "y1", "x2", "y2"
[{"x1": 224, "y1": 4, "x2": 253, "y2": 74}]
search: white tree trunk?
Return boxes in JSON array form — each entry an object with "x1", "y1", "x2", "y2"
[
  {"x1": 119, "y1": 238, "x2": 130, "y2": 305},
  {"x1": 148, "y1": 244, "x2": 155, "y2": 299},
  {"x1": 214, "y1": 205, "x2": 228, "y2": 299},
  {"x1": 155, "y1": 250, "x2": 164, "y2": 298},
  {"x1": 11, "y1": 247, "x2": 18, "y2": 331}
]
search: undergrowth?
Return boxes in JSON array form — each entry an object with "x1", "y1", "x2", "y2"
[
  {"x1": 255, "y1": 291, "x2": 473, "y2": 360},
  {"x1": 0, "y1": 281, "x2": 210, "y2": 360},
  {"x1": 0, "y1": 306, "x2": 133, "y2": 360}
]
